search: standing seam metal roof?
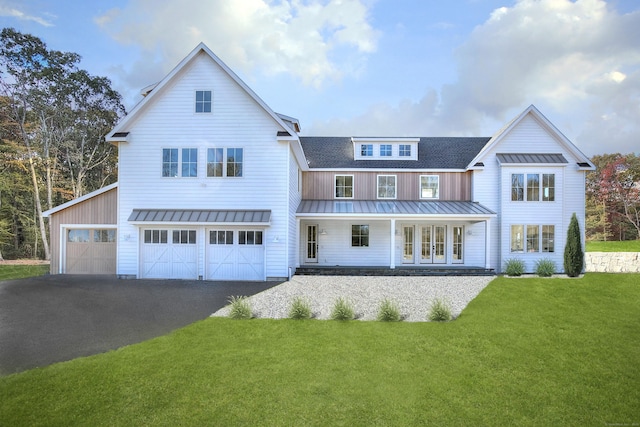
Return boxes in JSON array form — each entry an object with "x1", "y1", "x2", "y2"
[
  {"x1": 296, "y1": 200, "x2": 495, "y2": 216},
  {"x1": 128, "y1": 209, "x2": 271, "y2": 223}
]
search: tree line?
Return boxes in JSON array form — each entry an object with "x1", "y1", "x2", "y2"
[
  {"x1": 0, "y1": 29, "x2": 638, "y2": 261},
  {"x1": 0, "y1": 28, "x2": 125, "y2": 260}
]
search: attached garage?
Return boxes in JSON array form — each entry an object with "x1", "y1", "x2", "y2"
[
  {"x1": 140, "y1": 229, "x2": 198, "y2": 279},
  {"x1": 206, "y1": 229, "x2": 265, "y2": 280},
  {"x1": 43, "y1": 183, "x2": 118, "y2": 275}
]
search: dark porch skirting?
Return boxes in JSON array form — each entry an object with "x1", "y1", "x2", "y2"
[{"x1": 295, "y1": 266, "x2": 495, "y2": 277}]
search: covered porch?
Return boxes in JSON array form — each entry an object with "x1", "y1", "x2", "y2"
[{"x1": 296, "y1": 200, "x2": 496, "y2": 271}]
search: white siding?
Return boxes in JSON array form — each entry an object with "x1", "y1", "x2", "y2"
[
  {"x1": 116, "y1": 52, "x2": 290, "y2": 279},
  {"x1": 287, "y1": 146, "x2": 302, "y2": 275}
]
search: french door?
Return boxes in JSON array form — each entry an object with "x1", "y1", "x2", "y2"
[{"x1": 403, "y1": 225, "x2": 446, "y2": 264}]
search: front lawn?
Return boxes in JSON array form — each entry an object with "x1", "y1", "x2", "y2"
[
  {"x1": 1, "y1": 274, "x2": 638, "y2": 425},
  {"x1": 586, "y1": 240, "x2": 640, "y2": 252},
  {"x1": 0, "y1": 264, "x2": 49, "y2": 281}
]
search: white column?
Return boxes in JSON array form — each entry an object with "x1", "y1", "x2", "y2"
[
  {"x1": 390, "y1": 218, "x2": 396, "y2": 269},
  {"x1": 485, "y1": 219, "x2": 491, "y2": 269},
  {"x1": 296, "y1": 218, "x2": 301, "y2": 268}
]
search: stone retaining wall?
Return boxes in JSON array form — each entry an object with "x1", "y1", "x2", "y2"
[{"x1": 585, "y1": 252, "x2": 640, "y2": 273}]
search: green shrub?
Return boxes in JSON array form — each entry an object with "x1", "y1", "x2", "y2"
[
  {"x1": 228, "y1": 296, "x2": 252, "y2": 319},
  {"x1": 564, "y1": 212, "x2": 584, "y2": 277},
  {"x1": 376, "y1": 298, "x2": 402, "y2": 322},
  {"x1": 288, "y1": 297, "x2": 312, "y2": 320},
  {"x1": 535, "y1": 258, "x2": 556, "y2": 277},
  {"x1": 330, "y1": 297, "x2": 355, "y2": 321},
  {"x1": 428, "y1": 298, "x2": 452, "y2": 322},
  {"x1": 504, "y1": 258, "x2": 526, "y2": 276}
]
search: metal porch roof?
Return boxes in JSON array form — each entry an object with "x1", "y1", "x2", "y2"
[
  {"x1": 296, "y1": 200, "x2": 495, "y2": 216},
  {"x1": 128, "y1": 209, "x2": 271, "y2": 224},
  {"x1": 496, "y1": 153, "x2": 568, "y2": 164}
]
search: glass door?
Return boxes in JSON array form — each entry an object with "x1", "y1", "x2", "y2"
[
  {"x1": 402, "y1": 226, "x2": 414, "y2": 263},
  {"x1": 420, "y1": 226, "x2": 432, "y2": 264},
  {"x1": 305, "y1": 225, "x2": 318, "y2": 263},
  {"x1": 434, "y1": 225, "x2": 446, "y2": 264}
]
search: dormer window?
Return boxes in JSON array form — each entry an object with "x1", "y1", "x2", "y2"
[
  {"x1": 361, "y1": 144, "x2": 373, "y2": 157},
  {"x1": 195, "y1": 90, "x2": 212, "y2": 113},
  {"x1": 352, "y1": 138, "x2": 419, "y2": 161},
  {"x1": 380, "y1": 144, "x2": 392, "y2": 156},
  {"x1": 399, "y1": 144, "x2": 411, "y2": 157}
]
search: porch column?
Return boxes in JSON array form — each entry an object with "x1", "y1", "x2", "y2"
[
  {"x1": 485, "y1": 219, "x2": 491, "y2": 269},
  {"x1": 390, "y1": 218, "x2": 396, "y2": 269},
  {"x1": 296, "y1": 218, "x2": 301, "y2": 268}
]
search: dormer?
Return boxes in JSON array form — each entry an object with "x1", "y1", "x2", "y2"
[{"x1": 352, "y1": 137, "x2": 419, "y2": 161}]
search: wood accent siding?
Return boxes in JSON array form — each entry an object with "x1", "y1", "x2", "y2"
[
  {"x1": 302, "y1": 171, "x2": 472, "y2": 201},
  {"x1": 48, "y1": 187, "x2": 117, "y2": 274}
]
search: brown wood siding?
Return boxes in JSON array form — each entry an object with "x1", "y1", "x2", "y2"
[
  {"x1": 302, "y1": 171, "x2": 472, "y2": 201},
  {"x1": 48, "y1": 188, "x2": 117, "y2": 274}
]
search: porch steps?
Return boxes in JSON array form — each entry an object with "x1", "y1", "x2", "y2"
[{"x1": 295, "y1": 266, "x2": 495, "y2": 277}]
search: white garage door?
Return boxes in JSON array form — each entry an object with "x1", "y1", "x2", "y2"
[
  {"x1": 66, "y1": 229, "x2": 116, "y2": 274},
  {"x1": 206, "y1": 229, "x2": 265, "y2": 281},
  {"x1": 140, "y1": 229, "x2": 198, "y2": 279}
]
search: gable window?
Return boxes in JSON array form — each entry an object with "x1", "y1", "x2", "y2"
[
  {"x1": 182, "y1": 148, "x2": 198, "y2": 177},
  {"x1": 335, "y1": 175, "x2": 354, "y2": 198},
  {"x1": 420, "y1": 175, "x2": 439, "y2": 199},
  {"x1": 527, "y1": 174, "x2": 539, "y2": 201},
  {"x1": 227, "y1": 148, "x2": 243, "y2": 177},
  {"x1": 207, "y1": 148, "x2": 223, "y2": 177},
  {"x1": 399, "y1": 144, "x2": 411, "y2": 157},
  {"x1": 162, "y1": 148, "x2": 179, "y2": 177},
  {"x1": 377, "y1": 175, "x2": 396, "y2": 199},
  {"x1": 361, "y1": 144, "x2": 373, "y2": 157},
  {"x1": 543, "y1": 174, "x2": 555, "y2": 201},
  {"x1": 195, "y1": 90, "x2": 212, "y2": 113},
  {"x1": 380, "y1": 144, "x2": 392, "y2": 157},
  {"x1": 351, "y1": 225, "x2": 369, "y2": 247},
  {"x1": 511, "y1": 174, "x2": 524, "y2": 201}
]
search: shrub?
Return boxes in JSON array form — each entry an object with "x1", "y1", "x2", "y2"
[
  {"x1": 535, "y1": 258, "x2": 556, "y2": 277},
  {"x1": 376, "y1": 298, "x2": 402, "y2": 322},
  {"x1": 504, "y1": 258, "x2": 526, "y2": 276},
  {"x1": 330, "y1": 297, "x2": 355, "y2": 321},
  {"x1": 564, "y1": 212, "x2": 584, "y2": 277},
  {"x1": 428, "y1": 298, "x2": 452, "y2": 322},
  {"x1": 228, "y1": 295, "x2": 252, "y2": 319},
  {"x1": 288, "y1": 297, "x2": 312, "y2": 320}
]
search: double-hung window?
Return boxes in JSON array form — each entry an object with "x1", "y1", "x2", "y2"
[
  {"x1": 511, "y1": 224, "x2": 555, "y2": 253},
  {"x1": 163, "y1": 148, "x2": 197, "y2": 177},
  {"x1": 420, "y1": 175, "x2": 439, "y2": 199},
  {"x1": 162, "y1": 148, "x2": 179, "y2": 177},
  {"x1": 542, "y1": 174, "x2": 555, "y2": 201},
  {"x1": 207, "y1": 148, "x2": 243, "y2": 177},
  {"x1": 182, "y1": 148, "x2": 198, "y2": 177},
  {"x1": 527, "y1": 174, "x2": 540, "y2": 201},
  {"x1": 335, "y1": 175, "x2": 353, "y2": 198},
  {"x1": 227, "y1": 148, "x2": 243, "y2": 177},
  {"x1": 351, "y1": 225, "x2": 369, "y2": 247},
  {"x1": 195, "y1": 90, "x2": 212, "y2": 113},
  {"x1": 511, "y1": 174, "x2": 524, "y2": 201},
  {"x1": 512, "y1": 173, "x2": 555, "y2": 201},
  {"x1": 377, "y1": 175, "x2": 396, "y2": 199}
]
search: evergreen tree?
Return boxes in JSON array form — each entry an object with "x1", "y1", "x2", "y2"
[{"x1": 564, "y1": 213, "x2": 584, "y2": 277}]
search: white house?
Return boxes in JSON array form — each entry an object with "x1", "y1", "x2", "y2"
[{"x1": 44, "y1": 43, "x2": 595, "y2": 279}]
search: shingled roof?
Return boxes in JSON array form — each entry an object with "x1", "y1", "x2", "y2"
[{"x1": 300, "y1": 137, "x2": 491, "y2": 170}]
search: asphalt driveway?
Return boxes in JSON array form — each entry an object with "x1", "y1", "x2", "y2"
[{"x1": 0, "y1": 275, "x2": 280, "y2": 376}]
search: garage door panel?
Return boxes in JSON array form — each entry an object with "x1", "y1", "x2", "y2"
[
  {"x1": 66, "y1": 229, "x2": 116, "y2": 274},
  {"x1": 206, "y1": 229, "x2": 264, "y2": 281},
  {"x1": 140, "y1": 229, "x2": 198, "y2": 279}
]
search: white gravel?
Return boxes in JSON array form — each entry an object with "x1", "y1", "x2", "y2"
[{"x1": 211, "y1": 275, "x2": 494, "y2": 322}]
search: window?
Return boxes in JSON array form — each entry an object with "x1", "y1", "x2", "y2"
[
  {"x1": 511, "y1": 174, "x2": 524, "y2": 201},
  {"x1": 144, "y1": 230, "x2": 168, "y2": 244},
  {"x1": 207, "y1": 148, "x2": 223, "y2": 177},
  {"x1": 335, "y1": 175, "x2": 353, "y2": 198},
  {"x1": 453, "y1": 226, "x2": 464, "y2": 262},
  {"x1": 239, "y1": 230, "x2": 263, "y2": 245},
  {"x1": 380, "y1": 144, "x2": 392, "y2": 156},
  {"x1": 173, "y1": 230, "x2": 196, "y2": 244},
  {"x1": 361, "y1": 144, "x2": 373, "y2": 156},
  {"x1": 68, "y1": 229, "x2": 90, "y2": 243},
  {"x1": 377, "y1": 175, "x2": 396, "y2": 199},
  {"x1": 542, "y1": 225, "x2": 555, "y2": 252},
  {"x1": 227, "y1": 148, "x2": 243, "y2": 177},
  {"x1": 399, "y1": 144, "x2": 411, "y2": 157},
  {"x1": 182, "y1": 148, "x2": 198, "y2": 177},
  {"x1": 543, "y1": 174, "x2": 555, "y2": 201},
  {"x1": 527, "y1": 225, "x2": 539, "y2": 252},
  {"x1": 527, "y1": 174, "x2": 539, "y2": 201},
  {"x1": 162, "y1": 148, "x2": 179, "y2": 177},
  {"x1": 351, "y1": 225, "x2": 369, "y2": 247},
  {"x1": 511, "y1": 225, "x2": 524, "y2": 252},
  {"x1": 94, "y1": 230, "x2": 116, "y2": 243},
  {"x1": 195, "y1": 90, "x2": 212, "y2": 113},
  {"x1": 420, "y1": 175, "x2": 439, "y2": 199},
  {"x1": 210, "y1": 230, "x2": 233, "y2": 245}
]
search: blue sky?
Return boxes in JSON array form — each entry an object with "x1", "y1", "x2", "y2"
[{"x1": 1, "y1": 0, "x2": 639, "y2": 156}]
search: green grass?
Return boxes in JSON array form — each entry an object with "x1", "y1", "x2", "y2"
[
  {"x1": 0, "y1": 264, "x2": 49, "y2": 281},
  {"x1": 1, "y1": 274, "x2": 639, "y2": 425},
  {"x1": 586, "y1": 240, "x2": 640, "y2": 252}
]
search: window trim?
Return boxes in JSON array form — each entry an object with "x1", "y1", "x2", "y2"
[
  {"x1": 334, "y1": 174, "x2": 354, "y2": 199},
  {"x1": 420, "y1": 175, "x2": 440, "y2": 199},
  {"x1": 377, "y1": 174, "x2": 397, "y2": 200}
]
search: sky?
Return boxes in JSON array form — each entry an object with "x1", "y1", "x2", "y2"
[{"x1": 1, "y1": 0, "x2": 639, "y2": 157}]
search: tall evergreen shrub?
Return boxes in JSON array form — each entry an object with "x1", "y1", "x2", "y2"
[{"x1": 564, "y1": 213, "x2": 584, "y2": 277}]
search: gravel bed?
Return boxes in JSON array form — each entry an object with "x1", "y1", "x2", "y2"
[{"x1": 212, "y1": 275, "x2": 494, "y2": 322}]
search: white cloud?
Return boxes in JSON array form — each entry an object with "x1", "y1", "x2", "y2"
[
  {"x1": 310, "y1": 0, "x2": 640, "y2": 155},
  {"x1": 0, "y1": 4, "x2": 54, "y2": 27},
  {"x1": 96, "y1": 0, "x2": 379, "y2": 90}
]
